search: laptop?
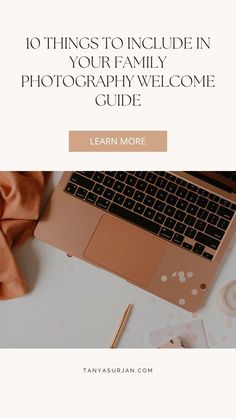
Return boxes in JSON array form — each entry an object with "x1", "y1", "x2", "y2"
[{"x1": 34, "y1": 171, "x2": 236, "y2": 312}]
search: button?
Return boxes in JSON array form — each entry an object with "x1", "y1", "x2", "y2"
[{"x1": 69, "y1": 131, "x2": 167, "y2": 152}]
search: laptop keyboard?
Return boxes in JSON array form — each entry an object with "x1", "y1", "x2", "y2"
[{"x1": 64, "y1": 171, "x2": 236, "y2": 261}]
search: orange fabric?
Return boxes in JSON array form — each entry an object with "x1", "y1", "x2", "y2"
[{"x1": 0, "y1": 172, "x2": 47, "y2": 299}]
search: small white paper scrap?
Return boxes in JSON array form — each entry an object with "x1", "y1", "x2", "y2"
[{"x1": 146, "y1": 319, "x2": 209, "y2": 348}]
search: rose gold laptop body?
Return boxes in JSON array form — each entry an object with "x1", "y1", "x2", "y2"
[{"x1": 34, "y1": 172, "x2": 236, "y2": 312}]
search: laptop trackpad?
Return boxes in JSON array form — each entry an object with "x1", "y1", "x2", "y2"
[{"x1": 83, "y1": 214, "x2": 167, "y2": 287}]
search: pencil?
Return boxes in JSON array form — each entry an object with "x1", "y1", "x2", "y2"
[{"x1": 110, "y1": 304, "x2": 133, "y2": 348}]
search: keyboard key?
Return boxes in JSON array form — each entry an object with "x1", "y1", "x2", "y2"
[
  {"x1": 109, "y1": 203, "x2": 161, "y2": 234},
  {"x1": 146, "y1": 184, "x2": 157, "y2": 196},
  {"x1": 156, "y1": 190, "x2": 168, "y2": 201},
  {"x1": 166, "y1": 182, "x2": 177, "y2": 193},
  {"x1": 78, "y1": 171, "x2": 94, "y2": 178},
  {"x1": 176, "y1": 187, "x2": 188, "y2": 198},
  {"x1": 174, "y1": 210, "x2": 185, "y2": 221},
  {"x1": 207, "y1": 201, "x2": 219, "y2": 213},
  {"x1": 193, "y1": 243, "x2": 205, "y2": 255},
  {"x1": 71, "y1": 173, "x2": 83, "y2": 184},
  {"x1": 220, "y1": 198, "x2": 231, "y2": 208},
  {"x1": 103, "y1": 176, "x2": 115, "y2": 187},
  {"x1": 145, "y1": 173, "x2": 157, "y2": 184},
  {"x1": 198, "y1": 188, "x2": 209, "y2": 197},
  {"x1": 172, "y1": 233, "x2": 184, "y2": 245},
  {"x1": 156, "y1": 177, "x2": 167, "y2": 188},
  {"x1": 103, "y1": 188, "x2": 115, "y2": 200},
  {"x1": 93, "y1": 172, "x2": 105, "y2": 182},
  {"x1": 124, "y1": 186, "x2": 135, "y2": 197},
  {"x1": 217, "y1": 218, "x2": 229, "y2": 230},
  {"x1": 133, "y1": 191, "x2": 145, "y2": 202},
  {"x1": 182, "y1": 242, "x2": 193, "y2": 250},
  {"x1": 144, "y1": 208, "x2": 155, "y2": 219},
  {"x1": 187, "y1": 204, "x2": 198, "y2": 215},
  {"x1": 144, "y1": 195, "x2": 155, "y2": 207},
  {"x1": 186, "y1": 227, "x2": 197, "y2": 239},
  {"x1": 114, "y1": 181, "x2": 125, "y2": 192},
  {"x1": 209, "y1": 193, "x2": 219, "y2": 202},
  {"x1": 75, "y1": 187, "x2": 87, "y2": 199},
  {"x1": 197, "y1": 208, "x2": 209, "y2": 220},
  {"x1": 164, "y1": 218, "x2": 176, "y2": 229},
  {"x1": 165, "y1": 173, "x2": 176, "y2": 181},
  {"x1": 65, "y1": 182, "x2": 77, "y2": 195},
  {"x1": 196, "y1": 197, "x2": 208, "y2": 208},
  {"x1": 164, "y1": 205, "x2": 176, "y2": 217},
  {"x1": 175, "y1": 223, "x2": 186, "y2": 234},
  {"x1": 134, "y1": 203, "x2": 145, "y2": 214},
  {"x1": 176, "y1": 199, "x2": 188, "y2": 210},
  {"x1": 86, "y1": 192, "x2": 98, "y2": 204},
  {"x1": 166, "y1": 195, "x2": 178, "y2": 206},
  {"x1": 176, "y1": 178, "x2": 187, "y2": 187},
  {"x1": 115, "y1": 172, "x2": 127, "y2": 181},
  {"x1": 71, "y1": 174, "x2": 94, "y2": 190},
  {"x1": 186, "y1": 192, "x2": 198, "y2": 203},
  {"x1": 155, "y1": 171, "x2": 165, "y2": 176},
  {"x1": 195, "y1": 232, "x2": 220, "y2": 250},
  {"x1": 113, "y1": 193, "x2": 125, "y2": 205},
  {"x1": 207, "y1": 213, "x2": 219, "y2": 225},
  {"x1": 217, "y1": 205, "x2": 234, "y2": 220},
  {"x1": 231, "y1": 203, "x2": 236, "y2": 211},
  {"x1": 154, "y1": 212, "x2": 166, "y2": 224},
  {"x1": 126, "y1": 174, "x2": 137, "y2": 186},
  {"x1": 136, "y1": 179, "x2": 147, "y2": 191},
  {"x1": 203, "y1": 252, "x2": 214, "y2": 260},
  {"x1": 185, "y1": 215, "x2": 196, "y2": 226},
  {"x1": 124, "y1": 198, "x2": 135, "y2": 210},
  {"x1": 93, "y1": 184, "x2": 105, "y2": 195},
  {"x1": 105, "y1": 171, "x2": 116, "y2": 177},
  {"x1": 187, "y1": 183, "x2": 198, "y2": 192},
  {"x1": 135, "y1": 171, "x2": 146, "y2": 179},
  {"x1": 205, "y1": 225, "x2": 225, "y2": 240},
  {"x1": 96, "y1": 197, "x2": 110, "y2": 210},
  {"x1": 195, "y1": 220, "x2": 206, "y2": 231},
  {"x1": 160, "y1": 227, "x2": 174, "y2": 240},
  {"x1": 154, "y1": 200, "x2": 166, "y2": 212}
]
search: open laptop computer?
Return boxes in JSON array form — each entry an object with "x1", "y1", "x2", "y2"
[{"x1": 34, "y1": 171, "x2": 236, "y2": 312}]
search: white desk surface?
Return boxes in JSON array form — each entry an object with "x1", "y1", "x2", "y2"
[{"x1": 1, "y1": 172, "x2": 236, "y2": 348}]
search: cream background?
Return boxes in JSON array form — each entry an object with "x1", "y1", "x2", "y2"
[{"x1": 1, "y1": 0, "x2": 235, "y2": 169}]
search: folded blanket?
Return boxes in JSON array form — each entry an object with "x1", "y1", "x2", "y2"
[{"x1": 0, "y1": 172, "x2": 47, "y2": 299}]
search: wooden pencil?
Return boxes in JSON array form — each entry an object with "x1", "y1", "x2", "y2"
[{"x1": 110, "y1": 304, "x2": 133, "y2": 348}]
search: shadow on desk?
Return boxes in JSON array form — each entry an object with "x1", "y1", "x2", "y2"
[{"x1": 14, "y1": 238, "x2": 40, "y2": 292}]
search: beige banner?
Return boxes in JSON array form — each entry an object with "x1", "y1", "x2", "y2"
[{"x1": 69, "y1": 131, "x2": 167, "y2": 152}]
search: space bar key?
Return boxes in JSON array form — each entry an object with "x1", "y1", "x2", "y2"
[
  {"x1": 195, "y1": 231, "x2": 220, "y2": 250},
  {"x1": 109, "y1": 203, "x2": 160, "y2": 234}
]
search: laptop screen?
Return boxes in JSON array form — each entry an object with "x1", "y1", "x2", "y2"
[{"x1": 187, "y1": 172, "x2": 236, "y2": 193}]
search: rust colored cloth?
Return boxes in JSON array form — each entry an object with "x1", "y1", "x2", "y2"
[{"x1": 0, "y1": 172, "x2": 47, "y2": 299}]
